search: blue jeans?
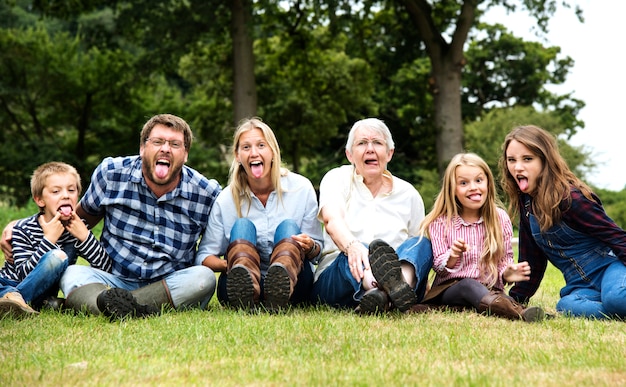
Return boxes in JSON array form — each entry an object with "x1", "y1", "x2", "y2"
[
  {"x1": 0, "y1": 249, "x2": 69, "y2": 304},
  {"x1": 60, "y1": 264, "x2": 216, "y2": 309},
  {"x1": 556, "y1": 260, "x2": 626, "y2": 318},
  {"x1": 216, "y1": 218, "x2": 314, "y2": 305},
  {"x1": 311, "y1": 236, "x2": 433, "y2": 308},
  {"x1": 527, "y1": 199, "x2": 626, "y2": 318}
]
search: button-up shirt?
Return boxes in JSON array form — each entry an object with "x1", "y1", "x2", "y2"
[{"x1": 80, "y1": 156, "x2": 221, "y2": 282}]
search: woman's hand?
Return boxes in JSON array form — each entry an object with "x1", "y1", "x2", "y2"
[
  {"x1": 346, "y1": 241, "x2": 371, "y2": 282},
  {"x1": 292, "y1": 234, "x2": 316, "y2": 255}
]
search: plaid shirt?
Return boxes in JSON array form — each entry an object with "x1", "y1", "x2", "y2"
[
  {"x1": 510, "y1": 188, "x2": 626, "y2": 303},
  {"x1": 80, "y1": 156, "x2": 221, "y2": 282}
]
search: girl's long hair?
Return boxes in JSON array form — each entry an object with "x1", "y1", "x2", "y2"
[
  {"x1": 420, "y1": 153, "x2": 504, "y2": 288},
  {"x1": 499, "y1": 125, "x2": 594, "y2": 231}
]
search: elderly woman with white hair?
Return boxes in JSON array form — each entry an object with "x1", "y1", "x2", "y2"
[{"x1": 311, "y1": 118, "x2": 433, "y2": 314}]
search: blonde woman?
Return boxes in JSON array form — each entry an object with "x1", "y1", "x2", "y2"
[{"x1": 197, "y1": 117, "x2": 322, "y2": 311}]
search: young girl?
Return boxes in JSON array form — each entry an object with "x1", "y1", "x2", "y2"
[
  {"x1": 420, "y1": 153, "x2": 544, "y2": 322},
  {"x1": 501, "y1": 125, "x2": 626, "y2": 319}
]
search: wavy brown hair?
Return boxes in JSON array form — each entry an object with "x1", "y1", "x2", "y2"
[{"x1": 499, "y1": 125, "x2": 594, "y2": 231}]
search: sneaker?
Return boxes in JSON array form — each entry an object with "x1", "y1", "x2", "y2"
[
  {"x1": 264, "y1": 264, "x2": 291, "y2": 312},
  {"x1": 368, "y1": 239, "x2": 418, "y2": 313},
  {"x1": 0, "y1": 292, "x2": 39, "y2": 318},
  {"x1": 356, "y1": 288, "x2": 390, "y2": 315},
  {"x1": 96, "y1": 288, "x2": 159, "y2": 320}
]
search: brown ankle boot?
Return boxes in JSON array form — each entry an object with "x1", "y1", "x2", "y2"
[
  {"x1": 478, "y1": 290, "x2": 544, "y2": 322},
  {"x1": 226, "y1": 239, "x2": 261, "y2": 310},
  {"x1": 264, "y1": 237, "x2": 304, "y2": 311}
]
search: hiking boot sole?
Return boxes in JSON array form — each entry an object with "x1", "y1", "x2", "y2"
[
  {"x1": 264, "y1": 264, "x2": 291, "y2": 312},
  {"x1": 96, "y1": 288, "x2": 158, "y2": 320},
  {"x1": 369, "y1": 239, "x2": 417, "y2": 313},
  {"x1": 227, "y1": 265, "x2": 256, "y2": 311}
]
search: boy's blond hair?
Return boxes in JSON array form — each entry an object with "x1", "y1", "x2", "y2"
[{"x1": 31, "y1": 162, "x2": 82, "y2": 204}]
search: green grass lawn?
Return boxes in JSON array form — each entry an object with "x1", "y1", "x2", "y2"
[
  {"x1": 2, "y1": 264, "x2": 625, "y2": 386},
  {"x1": 1, "y1": 203, "x2": 625, "y2": 386}
]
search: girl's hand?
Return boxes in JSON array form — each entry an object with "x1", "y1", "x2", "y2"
[
  {"x1": 503, "y1": 261, "x2": 532, "y2": 283},
  {"x1": 447, "y1": 238, "x2": 468, "y2": 268},
  {"x1": 450, "y1": 238, "x2": 468, "y2": 259}
]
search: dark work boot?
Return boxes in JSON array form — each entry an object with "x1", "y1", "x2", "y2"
[
  {"x1": 96, "y1": 288, "x2": 160, "y2": 321},
  {"x1": 368, "y1": 239, "x2": 418, "y2": 313},
  {"x1": 131, "y1": 279, "x2": 174, "y2": 313},
  {"x1": 356, "y1": 288, "x2": 390, "y2": 315},
  {"x1": 64, "y1": 283, "x2": 108, "y2": 316}
]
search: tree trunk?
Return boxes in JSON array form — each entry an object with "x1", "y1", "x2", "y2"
[
  {"x1": 432, "y1": 61, "x2": 464, "y2": 174},
  {"x1": 230, "y1": 0, "x2": 257, "y2": 125},
  {"x1": 401, "y1": 0, "x2": 476, "y2": 175}
]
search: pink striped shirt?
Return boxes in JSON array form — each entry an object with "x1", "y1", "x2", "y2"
[{"x1": 429, "y1": 207, "x2": 513, "y2": 290}]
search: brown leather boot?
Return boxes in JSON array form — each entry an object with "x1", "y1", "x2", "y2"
[
  {"x1": 226, "y1": 239, "x2": 261, "y2": 310},
  {"x1": 264, "y1": 237, "x2": 304, "y2": 311},
  {"x1": 478, "y1": 290, "x2": 544, "y2": 322}
]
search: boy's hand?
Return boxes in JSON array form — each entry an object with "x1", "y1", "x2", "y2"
[
  {"x1": 39, "y1": 213, "x2": 65, "y2": 244},
  {"x1": 64, "y1": 211, "x2": 89, "y2": 242}
]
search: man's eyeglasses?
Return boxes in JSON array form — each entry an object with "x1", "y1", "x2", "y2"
[{"x1": 146, "y1": 138, "x2": 184, "y2": 150}]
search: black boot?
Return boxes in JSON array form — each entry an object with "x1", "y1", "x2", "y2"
[
  {"x1": 356, "y1": 288, "x2": 390, "y2": 315},
  {"x1": 368, "y1": 239, "x2": 417, "y2": 312},
  {"x1": 96, "y1": 288, "x2": 160, "y2": 320},
  {"x1": 64, "y1": 283, "x2": 108, "y2": 315}
]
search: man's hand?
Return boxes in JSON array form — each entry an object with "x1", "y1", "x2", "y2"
[{"x1": 1, "y1": 220, "x2": 17, "y2": 263}]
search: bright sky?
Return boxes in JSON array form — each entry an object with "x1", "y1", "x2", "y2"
[{"x1": 485, "y1": 0, "x2": 626, "y2": 191}]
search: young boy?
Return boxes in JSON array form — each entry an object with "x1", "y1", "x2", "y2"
[{"x1": 0, "y1": 162, "x2": 110, "y2": 318}]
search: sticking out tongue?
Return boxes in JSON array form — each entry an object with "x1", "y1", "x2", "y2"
[
  {"x1": 59, "y1": 205, "x2": 72, "y2": 217},
  {"x1": 518, "y1": 178, "x2": 529, "y2": 192},
  {"x1": 251, "y1": 163, "x2": 264, "y2": 178},
  {"x1": 156, "y1": 162, "x2": 170, "y2": 179}
]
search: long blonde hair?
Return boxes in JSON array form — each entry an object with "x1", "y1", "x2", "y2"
[
  {"x1": 499, "y1": 125, "x2": 594, "y2": 231},
  {"x1": 420, "y1": 153, "x2": 505, "y2": 288},
  {"x1": 229, "y1": 117, "x2": 287, "y2": 217}
]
